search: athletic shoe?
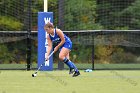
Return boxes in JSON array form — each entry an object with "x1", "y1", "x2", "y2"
[
  {"x1": 69, "y1": 68, "x2": 75, "y2": 74},
  {"x1": 72, "y1": 71, "x2": 80, "y2": 77}
]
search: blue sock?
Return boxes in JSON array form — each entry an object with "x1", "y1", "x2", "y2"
[
  {"x1": 63, "y1": 58, "x2": 79, "y2": 72},
  {"x1": 70, "y1": 61, "x2": 79, "y2": 72},
  {"x1": 63, "y1": 58, "x2": 74, "y2": 69}
]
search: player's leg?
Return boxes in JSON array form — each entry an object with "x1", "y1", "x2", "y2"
[
  {"x1": 65, "y1": 53, "x2": 75, "y2": 74},
  {"x1": 59, "y1": 47, "x2": 80, "y2": 77},
  {"x1": 66, "y1": 52, "x2": 80, "y2": 73},
  {"x1": 59, "y1": 47, "x2": 74, "y2": 70}
]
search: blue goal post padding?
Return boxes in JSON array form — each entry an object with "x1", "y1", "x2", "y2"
[{"x1": 38, "y1": 12, "x2": 53, "y2": 71}]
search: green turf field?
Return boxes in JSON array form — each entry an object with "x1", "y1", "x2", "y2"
[
  {"x1": 1, "y1": 63, "x2": 140, "y2": 69},
  {"x1": 0, "y1": 70, "x2": 140, "y2": 93}
]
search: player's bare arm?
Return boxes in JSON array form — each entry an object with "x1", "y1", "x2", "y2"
[{"x1": 46, "y1": 34, "x2": 52, "y2": 57}]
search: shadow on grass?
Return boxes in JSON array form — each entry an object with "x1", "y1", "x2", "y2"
[
  {"x1": 101, "y1": 64, "x2": 138, "y2": 86},
  {"x1": 45, "y1": 72, "x2": 68, "y2": 86}
]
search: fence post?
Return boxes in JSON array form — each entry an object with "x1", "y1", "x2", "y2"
[
  {"x1": 27, "y1": 0, "x2": 32, "y2": 70},
  {"x1": 58, "y1": 0, "x2": 65, "y2": 70}
]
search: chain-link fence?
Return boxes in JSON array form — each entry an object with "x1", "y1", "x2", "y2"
[{"x1": 0, "y1": 0, "x2": 140, "y2": 70}]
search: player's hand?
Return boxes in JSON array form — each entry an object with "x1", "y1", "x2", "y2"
[
  {"x1": 45, "y1": 56, "x2": 49, "y2": 66},
  {"x1": 54, "y1": 46, "x2": 59, "y2": 53},
  {"x1": 45, "y1": 56, "x2": 49, "y2": 61}
]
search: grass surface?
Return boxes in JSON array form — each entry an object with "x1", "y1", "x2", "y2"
[
  {"x1": 0, "y1": 63, "x2": 140, "y2": 69},
  {"x1": 0, "y1": 70, "x2": 140, "y2": 93}
]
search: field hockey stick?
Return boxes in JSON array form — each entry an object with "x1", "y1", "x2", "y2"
[{"x1": 32, "y1": 51, "x2": 54, "y2": 77}]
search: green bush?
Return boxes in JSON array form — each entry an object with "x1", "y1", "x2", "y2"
[
  {"x1": 0, "y1": 44, "x2": 14, "y2": 64},
  {"x1": 111, "y1": 48, "x2": 137, "y2": 64},
  {"x1": 0, "y1": 16, "x2": 23, "y2": 30}
]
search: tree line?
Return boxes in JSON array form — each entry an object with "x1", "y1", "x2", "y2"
[{"x1": 0, "y1": 0, "x2": 140, "y2": 64}]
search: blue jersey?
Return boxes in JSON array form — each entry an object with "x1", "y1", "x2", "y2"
[{"x1": 49, "y1": 29, "x2": 72, "y2": 50}]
